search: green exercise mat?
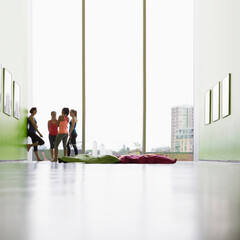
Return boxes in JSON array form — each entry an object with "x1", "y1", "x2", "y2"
[{"x1": 59, "y1": 154, "x2": 120, "y2": 164}]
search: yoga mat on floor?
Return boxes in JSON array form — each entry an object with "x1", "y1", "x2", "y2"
[
  {"x1": 59, "y1": 154, "x2": 120, "y2": 164},
  {"x1": 119, "y1": 154, "x2": 177, "y2": 164}
]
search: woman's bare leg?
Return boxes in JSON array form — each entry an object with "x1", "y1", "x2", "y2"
[
  {"x1": 27, "y1": 142, "x2": 38, "y2": 152},
  {"x1": 34, "y1": 151, "x2": 43, "y2": 161},
  {"x1": 64, "y1": 149, "x2": 67, "y2": 157},
  {"x1": 54, "y1": 149, "x2": 58, "y2": 162},
  {"x1": 50, "y1": 149, "x2": 54, "y2": 160}
]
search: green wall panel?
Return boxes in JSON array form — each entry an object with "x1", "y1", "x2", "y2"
[{"x1": 0, "y1": 110, "x2": 27, "y2": 160}]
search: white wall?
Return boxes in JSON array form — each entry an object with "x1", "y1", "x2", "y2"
[
  {"x1": 194, "y1": 0, "x2": 240, "y2": 161},
  {"x1": 0, "y1": 0, "x2": 28, "y2": 85}
]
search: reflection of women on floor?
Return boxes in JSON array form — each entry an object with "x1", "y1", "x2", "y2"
[
  {"x1": 48, "y1": 111, "x2": 58, "y2": 160},
  {"x1": 53, "y1": 108, "x2": 69, "y2": 162},
  {"x1": 67, "y1": 109, "x2": 78, "y2": 156},
  {"x1": 27, "y1": 107, "x2": 45, "y2": 161}
]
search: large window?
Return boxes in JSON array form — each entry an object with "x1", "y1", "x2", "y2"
[
  {"x1": 85, "y1": 0, "x2": 142, "y2": 155},
  {"x1": 32, "y1": 0, "x2": 193, "y2": 158},
  {"x1": 146, "y1": 0, "x2": 193, "y2": 155},
  {"x1": 32, "y1": 0, "x2": 82, "y2": 150}
]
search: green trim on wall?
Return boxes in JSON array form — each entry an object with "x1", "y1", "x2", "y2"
[{"x1": 0, "y1": 109, "x2": 27, "y2": 160}]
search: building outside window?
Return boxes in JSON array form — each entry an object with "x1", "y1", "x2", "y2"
[{"x1": 171, "y1": 106, "x2": 194, "y2": 153}]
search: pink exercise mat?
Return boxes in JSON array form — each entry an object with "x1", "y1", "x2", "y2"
[{"x1": 118, "y1": 154, "x2": 177, "y2": 164}]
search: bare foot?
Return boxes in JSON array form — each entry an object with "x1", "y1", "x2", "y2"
[
  {"x1": 37, "y1": 159, "x2": 44, "y2": 161},
  {"x1": 27, "y1": 145, "x2": 31, "y2": 152}
]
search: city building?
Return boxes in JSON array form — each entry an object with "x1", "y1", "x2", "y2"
[{"x1": 171, "y1": 106, "x2": 194, "y2": 152}]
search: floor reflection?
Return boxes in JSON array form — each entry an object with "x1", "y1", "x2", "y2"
[
  {"x1": 0, "y1": 161, "x2": 239, "y2": 240},
  {"x1": 198, "y1": 163, "x2": 240, "y2": 240}
]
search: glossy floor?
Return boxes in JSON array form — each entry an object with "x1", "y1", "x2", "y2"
[{"x1": 0, "y1": 161, "x2": 239, "y2": 240}]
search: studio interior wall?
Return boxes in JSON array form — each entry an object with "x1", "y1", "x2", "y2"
[
  {"x1": 0, "y1": 0, "x2": 29, "y2": 160},
  {"x1": 195, "y1": 0, "x2": 240, "y2": 161}
]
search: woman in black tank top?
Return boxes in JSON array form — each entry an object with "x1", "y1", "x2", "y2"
[{"x1": 27, "y1": 107, "x2": 45, "y2": 161}]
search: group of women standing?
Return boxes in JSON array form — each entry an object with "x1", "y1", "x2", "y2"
[{"x1": 27, "y1": 107, "x2": 78, "y2": 162}]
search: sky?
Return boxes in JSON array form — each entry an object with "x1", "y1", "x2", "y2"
[{"x1": 32, "y1": 0, "x2": 193, "y2": 152}]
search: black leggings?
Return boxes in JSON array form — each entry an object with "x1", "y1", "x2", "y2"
[
  {"x1": 67, "y1": 133, "x2": 78, "y2": 156},
  {"x1": 49, "y1": 135, "x2": 57, "y2": 149},
  {"x1": 28, "y1": 132, "x2": 45, "y2": 152}
]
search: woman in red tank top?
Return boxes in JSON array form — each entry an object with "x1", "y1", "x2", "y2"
[{"x1": 48, "y1": 111, "x2": 58, "y2": 160}]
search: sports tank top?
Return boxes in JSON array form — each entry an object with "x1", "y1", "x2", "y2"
[
  {"x1": 69, "y1": 120, "x2": 77, "y2": 135},
  {"x1": 28, "y1": 117, "x2": 37, "y2": 133},
  {"x1": 59, "y1": 116, "x2": 68, "y2": 134},
  {"x1": 49, "y1": 120, "x2": 58, "y2": 136}
]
